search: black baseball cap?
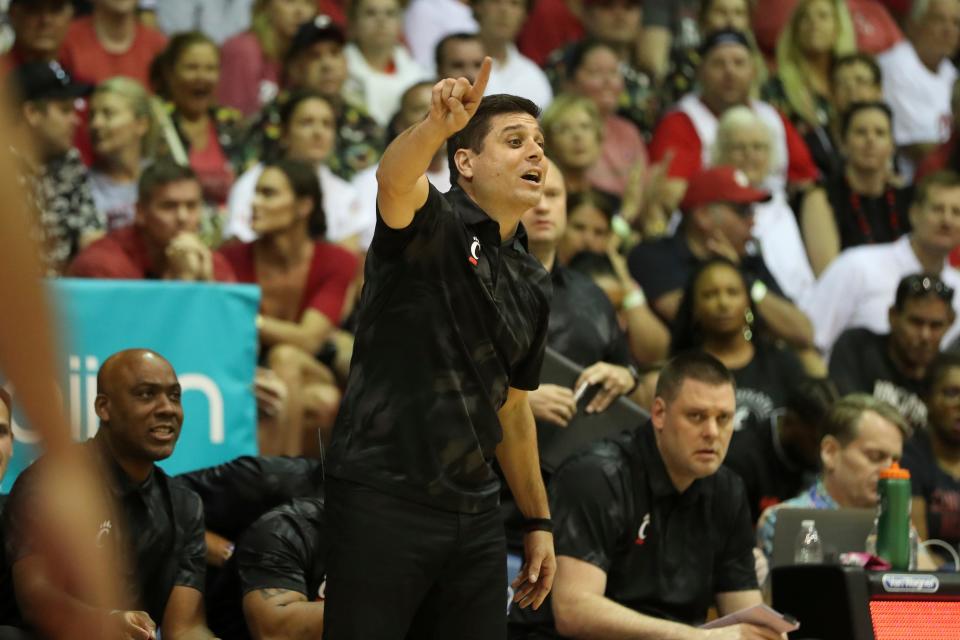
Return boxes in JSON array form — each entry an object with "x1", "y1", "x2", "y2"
[
  {"x1": 8, "y1": 61, "x2": 93, "y2": 105},
  {"x1": 287, "y1": 15, "x2": 346, "y2": 61}
]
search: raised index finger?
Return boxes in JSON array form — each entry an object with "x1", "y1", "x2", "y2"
[{"x1": 467, "y1": 56, "x2": 493, "y2": 101}]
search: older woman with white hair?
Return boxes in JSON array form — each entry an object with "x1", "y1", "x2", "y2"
[{"x1": 712, "y1": 105, "x2": 817, "y2": 304}]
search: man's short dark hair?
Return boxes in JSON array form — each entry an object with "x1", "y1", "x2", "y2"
[
  {"x1": 831, "y1": 52, "x2": 882, "y2": 88},
  {"x1": 893, "y1": 272, "x2": 955, "y2": 311},
  {"x1": 914, "y1": 170, "x2": 960, "y2": 208},
  {"x1": 434, "y1": 32, "x2": 482, "y2": 73},
  {"x1": 784, "y1": 377, "x2": 839, "y2": 427},
  {"x1": 447, "y1": 94, "x2": 540, "y2": 184},
  {"x1": 654, "y1": 351, "x2": 735, "y2": 403},
  {"x1": 138, "y1": 161, "x2": 199, "y2": 206},
  {"x1": 821, "y1": 394, "x2": 910, "y2": 446},
  {"x1": 926, "y1": 351, "x2": 960, "y2": 393}
]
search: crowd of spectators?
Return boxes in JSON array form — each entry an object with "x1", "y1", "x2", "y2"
[{"x1": 4, "y1": 0, "x2": 960, "y2": 638}]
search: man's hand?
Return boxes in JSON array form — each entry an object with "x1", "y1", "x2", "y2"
[
  {"x1": 511, "y1": 530, "x2": 556, "y2": 610},
  {"x1": 106, "y1": 609, "x2": 157, "y2": 640},
  {"x1": 705, "y1": 231, "x2": 741, "y2": 265},
  {"x1": 205, "y1": 531, "x2": 235, "y2": 568},
  {"x1": 574, "y1": 362, "x2": 635, "y2": 414},
  {"x1": 254, "y1": 367, "x2": 288, "y2": 418},
  {"x1": 164, "y1": 232, "x2": 213, "y2": 281},
  {"x1": 429, "y1": 56, "x2": 492, "y2": 137},
  {"x1": 703, "y1": 624, "x2": 785, "y2": 639},
  {"x1": 528, "y1": 384, "x2": 577, "y2": 427}
]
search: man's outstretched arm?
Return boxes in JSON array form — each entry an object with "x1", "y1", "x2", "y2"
[{"x1": 376, "y1": 57, "x2": 491, "y2": 229}]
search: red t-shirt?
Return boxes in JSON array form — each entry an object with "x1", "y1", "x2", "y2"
[
  {"x1": 217, "y1": 240, "x2": 359, "y2": 324},
  {"x1": 67, "y1": 226, "x2": 236, "y2": 281},
  {"x1": 216, "y1": 31, "x2": 280, "y2": 117},
  {"x1": 60, "y1": 17, "x2": 168, "y2": 87},
  {"x1": 649, "y1": 107, "x2": 820, "y2": 184},
  {"x1": 189, "y1": 122, "x2": 235, "y2": 206},
  {"x1": 517, "y1": 0, "x2": 584, "y2": 67}
]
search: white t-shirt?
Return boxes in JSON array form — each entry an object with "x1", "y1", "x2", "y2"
[
  {"x1": 403, "y1": 0, "x2": 478, "y2": 72},
  {"x1": 88, "y1": 171, "x2": 138, "y2": 232},
  {"x1": 801, "y1": 234, "x2": 960, "y2": 355},
  {"x1": 225, "y1": 162, "x2": 373, "y2": 249},
  {"x1": 351, "y1": 162, "x2": 451, "y2": 240},
  {"x1": 751, "y1": 188, "x2": 816, "y2": 306},
  {"x1": 485, "y1": 44, "x2": 553, "y2": 111},
  {"x1": 344, "y1": 44, "x2": 432, "y2": 127},
  {"x1": 878, "y1": 41, "x2": 957, "y2": 146}
]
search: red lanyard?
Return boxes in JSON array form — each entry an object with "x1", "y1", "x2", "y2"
[{"x1": 849, "y1": 186, "x2": 899, "y2": 244}]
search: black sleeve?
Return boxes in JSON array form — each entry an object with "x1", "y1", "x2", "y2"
[
  {"x1": 828, "y1": 330, "x2": 868, "y2": 395},
  {"x1": 2, "y1": 465, "x2": 41, "y2": 565},
  {"x1": 510, "y1": 279, "x2": 552, "y2": 391},
  {"x1": 236, "y1": 513, "x2": 310, "y2": 597},
  {"x1": 551, "y1": 450, "x2": 630, "y2": 573},
  {"x1": 174, "y1": 489, "x2": 208, "y2": 591},
  {"x1": 369, "y1": 182, "x2": 445, "y2": 258},
  {"x1": 627, "y1": 242, "x2": 684, "y2": 304},
  {"x1": 713, "y1": 474, "x2": 760, "y2": 593},
  {"x1": 599, "y1": 294, "x2": 632, "y2": 367},
  {"x1": 901, "y1": 437, "x2": 932, "y2": 499}
]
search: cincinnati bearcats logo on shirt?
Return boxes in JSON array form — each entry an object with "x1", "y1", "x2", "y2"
[
  {"x1": 469, "y1": 236, "x2": 481, "y2": 266},
  {"x1": 96, "y1": 520, "x2": 112, "y2": 548},
  {"x1": 634, "y1": 513, "x2": 651, "y2": 545}
]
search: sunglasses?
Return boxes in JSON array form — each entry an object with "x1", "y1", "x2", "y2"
[{"x1": 903, "y1": 275, "x2": 955, "y2": 303}]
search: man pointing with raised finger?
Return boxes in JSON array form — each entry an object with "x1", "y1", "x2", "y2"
[{"x1": 322, "y1": 58, "x2": 556, "y2": 639}]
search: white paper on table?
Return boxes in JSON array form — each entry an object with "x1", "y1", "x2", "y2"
[{"x1": 700, "y1": 604, "x2": 800, "y2": 633}]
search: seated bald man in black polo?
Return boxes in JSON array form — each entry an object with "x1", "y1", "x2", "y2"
[
  {"x1": 2, "y1": 349, "x2": 214, "y2": 640},
  {"x1": 510, "y1": 352, "x2": 781, "y2": 640}
]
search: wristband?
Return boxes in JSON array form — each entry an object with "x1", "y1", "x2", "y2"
[
  {"x1": 622, "y1": 288, "x2": 646, "y2": 311},
  {"x1": 611, "y1": 214, "x2": 631, "y2": 240},
  {"x1": 750, "y1": 280, "x2": 768, "y2": 304},
  {"x1": 522, "y1": 517, "x2": 554, "y2": 534}
]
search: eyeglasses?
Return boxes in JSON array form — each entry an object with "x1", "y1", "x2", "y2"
[{"x1": 902, "y1": 275, "x2": 955, "y2": 303}]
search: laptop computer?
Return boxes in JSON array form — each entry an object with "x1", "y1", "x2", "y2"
[
  {"x1": 536, "y1": 347, "x2": 649, "y2": 473},
  {"x1": 771, "y1": 507, "x2": 876, "y2": 568}
]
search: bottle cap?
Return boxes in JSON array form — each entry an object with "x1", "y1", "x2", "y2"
[{"x1": 880, "y1": 461, "x2": 911, "y2": 480}]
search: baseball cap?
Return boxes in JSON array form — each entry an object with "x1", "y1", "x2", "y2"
[
  {"x1": 680, "y1": 166, "x2": 771, "y2": 212},
  {"x1": 8, "y1": 61, "x2": 92, "y2": 105},
  {"x1": 286, "y1": 15, "x2": 346, "y2": 61},
  {"x1": 698, "y1": 29, "x2": 752, "y2": 58}
]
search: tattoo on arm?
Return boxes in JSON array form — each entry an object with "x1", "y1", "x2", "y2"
[{"x1": 258, "y1": 588, "x2": 291, "y2": 601}]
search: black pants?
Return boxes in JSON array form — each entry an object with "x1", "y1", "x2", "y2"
[{"x1": 323, "y1": 478, "x2": 507, "y2": 640}]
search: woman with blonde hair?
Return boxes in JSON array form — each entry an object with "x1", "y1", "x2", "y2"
[
  {"x1": 763, "y1": 0, "x2": 857, "y2": 177},
  {"x1": 218, "y1": 0, "x2": 317, "y2": 116},
  {"x1": 712, "y1": 105, "x2": 817, "y2": 303},
  {"x1": 87, "y1": 77, "x2": 159, "y2": 231},
  {"x1": 541, "y1": 93, "x2": 605, "y2": 197}
]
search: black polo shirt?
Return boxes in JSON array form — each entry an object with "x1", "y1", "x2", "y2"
[
  {"x1": 510, "y1": 422, "x2": 756, "y2": 636},
  {"x1": 723, "y1": 415, "x2": 818, "y2": 524},
  {"x1": 828, "y1": 328, "x2": 928, "y2": 428},
  {"x1": 626, "y1": 232, "x2": 785, "y2": 308},
  {"x1": 2, "y1": 438, "x2": 206, "y2": 627},
  {"x1": 237, "y1": 497, "x2": 327, "y2": 599},
  {"x1": 546, "y1": 265, "x2": 630, "y2": 368},
  {"x1": 326, "y1": 184, "x2": 552, "y2": 513},
  {"x1": 175, "y1": 455, "x2": 322, "y2": 540}
]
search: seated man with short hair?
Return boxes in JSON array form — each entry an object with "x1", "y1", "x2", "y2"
[
  {"x1": 510, "y1": 352, "x2": 781, "y2": 639},
  {"x1": 756, "y1": 394, "x2": 910, "y2": 562},
  {"x1": 67, "y1": 160, "x2": 234, "y2": 281},
  {"x1": 2, "y1": 349, "x2": 215, "y2": 639}
]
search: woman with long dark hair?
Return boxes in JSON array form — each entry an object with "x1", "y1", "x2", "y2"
[
  {"x1": 218, "y1": 158, "x2": 359, "y2": 457},
  {"x1": 671, "y1": 258, "x2": 810, "y2": 430}
]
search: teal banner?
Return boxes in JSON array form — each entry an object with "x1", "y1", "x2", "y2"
[{"x1": 2, "y1": 279, "x2": 260, "y2": 491}]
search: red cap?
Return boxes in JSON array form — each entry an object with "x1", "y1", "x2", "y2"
[
  {"x1": 680, "y1": 166, "x2": 771, "y2": 212},
  {"x1": 880, "y1": 462, "x2": 910, "y2": 480}
]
